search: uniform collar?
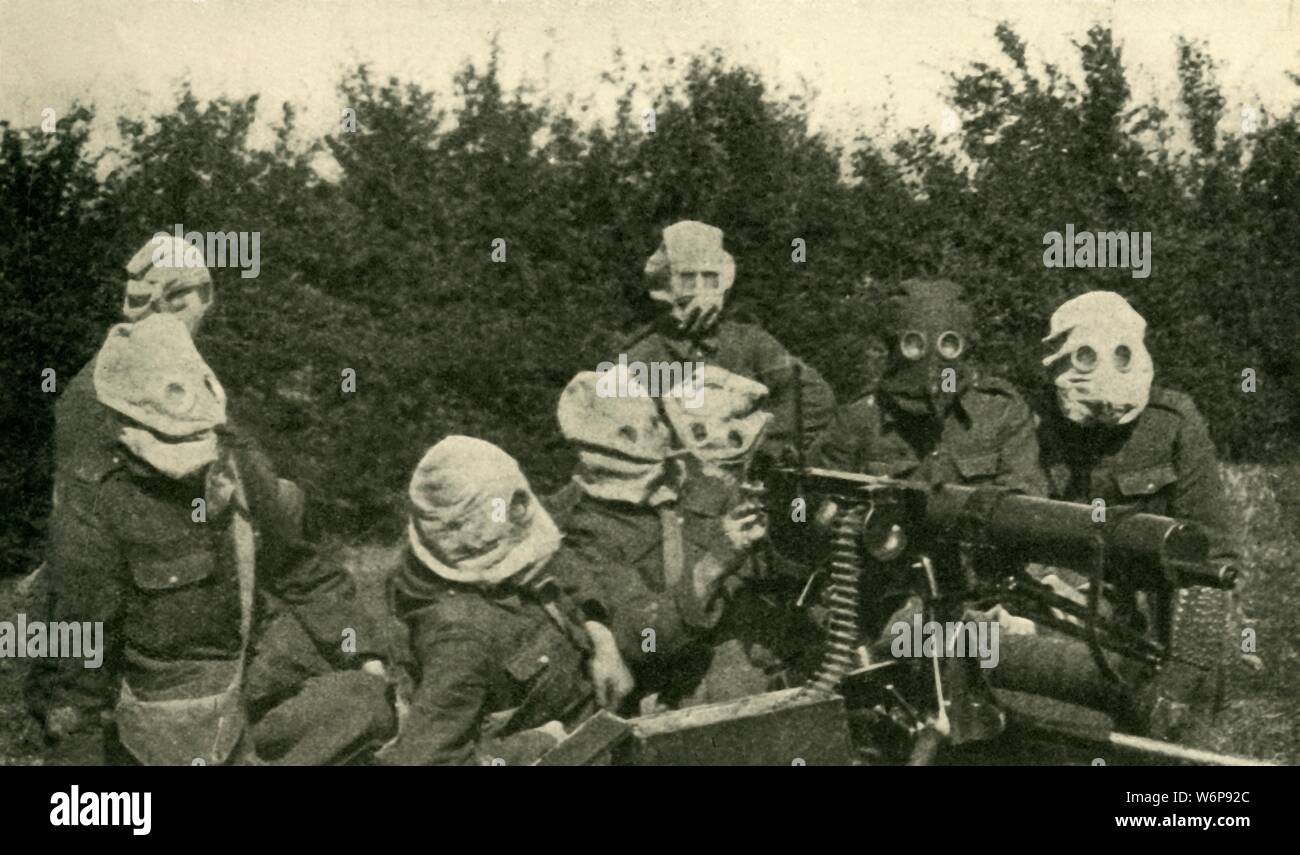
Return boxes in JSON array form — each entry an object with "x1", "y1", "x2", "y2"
[
  {"x1": 401, "y1": 546, "x2": 556, "y2": 607},
  {"x1": 877, "y1": 390, "x2": 973, "y2": 431}
]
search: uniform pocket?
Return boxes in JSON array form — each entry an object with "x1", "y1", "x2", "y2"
[
  {"x1": 500, "y1": 621, "x2": 589, "y2": 732},
  {"x1": 1115, "y1": 462, "x2": 1179, "y2": 498},
  {"x1": 128, "y1": 543, "x2": 217, "y2": 591},
  {"x1": 504, "y1": 623, "x2": 566, "y2": 683}
]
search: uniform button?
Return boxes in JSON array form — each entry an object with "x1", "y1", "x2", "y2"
[
  {"x1": 168, "y1": 575, "x2": 179, "y2": 584},
  {"x1": 537, "y1": 655, "x2": 550, "y2": 665}
]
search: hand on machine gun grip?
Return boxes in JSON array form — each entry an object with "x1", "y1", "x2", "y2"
[{"x1": 722, "y1": 501, "x2": 768, "y2": 551}]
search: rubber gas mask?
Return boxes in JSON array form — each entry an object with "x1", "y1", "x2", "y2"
[{"x1": 878, "y1": 279, "x2": 975, "y2": 419}]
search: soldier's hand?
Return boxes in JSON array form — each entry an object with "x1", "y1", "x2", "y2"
[
  {"x1": 45, "y1": 705, "x2": 82, "y2": 742},
  {"x1": 813, "y1": 499, "x2": 839, "y2": 529},
  {"x1": 583, "y1": 621, "x2": 635, "y2": 710},
  {"x1": 679, "y1": 303, "x2": 720, "y2": 337},
  {"x1": 537, "y1": 720, "x2": 568, "y2": 742},
  {"x1": 360, "y1": 659, "x2": 387, "y2": 680},
  {"x1": 722, "y1": 504, "x2": 767, "y2": 551},
  {"x1": 1040, "y1": 573, "x2": 1087, "y2": 627}
]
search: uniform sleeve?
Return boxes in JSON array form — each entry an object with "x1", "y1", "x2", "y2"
[
  {"x1": 749, "y1": 327, "x2": 837, "y2": 458},
  {"x1": 808, "y1": 402, "x2": 864, "y2": 471},
  {"x1": 675, "y1": 525, "x2": 743, "y2": 631},
  {"x1": 1170, "y1": 404, "x2": 1237, "y2": 562},
  {"x1": 376, "y1": 614, "x2": 494, "y2": 766},
  {"x1": 995, "y1": 397, "x2": 1050, "y2": 497},
  {"x1": 548, "y1": 542, "x2": 613, "y2": 624},
  {"x1": 43, "y1": 478, "x2": 123, "y2": 716},
  {"x1": 551, "y1": 532, "x2": 710, "y2": 662},
  {"x1": 238, "y1": 446, "x2": 390, "y2": 665}
]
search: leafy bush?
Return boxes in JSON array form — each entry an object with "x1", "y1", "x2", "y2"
[{"x1": 3, "y1": 26, "x2": 1298, "y2": 566}]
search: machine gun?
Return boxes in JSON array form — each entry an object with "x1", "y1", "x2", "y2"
[
  {"x1": 762, "y1": 460, "x2": 1249, "y2": 764},
  {"x1": 537, "y1": 364, "x2": 1265, "y2": 767}
]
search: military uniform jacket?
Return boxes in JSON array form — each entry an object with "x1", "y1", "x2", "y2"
[
  {"x1": 1035, "y1": 385, "x2": 1236, "y2": 561},
  {"x1": 622, "y1": 318, "x2": 836, "y2": 457},
  {"x1": 378, "y1": 549, "x2": 595, "y2": 766},
  {"x1": 44, "y1": 427, "x2": 384, "y2": 715},
  {"x1": 809, "y1": 376, "x2": 1049, "y2": 496},
  {"x1": 53, "y1": 359, "x2": 107, "y2": 486},
  {"x1": 549, "y1": 492, "x2": 749, "y2": 673}
]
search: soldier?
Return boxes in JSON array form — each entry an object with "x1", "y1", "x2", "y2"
[
  {"x1": 375, "y1": 436, "x2": 632, "y2": 766},
  {"x1": 27, "y1": 234, "x2": 218, "y2": 721},
  {"x1": 810, "y1": 278, "x2": 1047, "y2": 495},
  {"x1": 807, "y1": 278, "x2": 1047, "y2": 651},
  {"x1": 549, "y1": 365, "x2": 813, "y2": 709},
  {"x1": 55, "y1": 234, "x2": 216, "y2": 488},
  {"x1": 619, "y1": 219, "x2": 836, "y2": 463},
  {"x1": 1034, "y1": 290, "x2": 1239, "y2": 735},
  {"x1": 40, "y1": 314, "x2": 394, "y2": 765}
]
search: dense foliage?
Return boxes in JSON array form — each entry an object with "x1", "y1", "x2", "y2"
[{"x1": 4, "y1": 27, "x2": 1299, "y2": 567}]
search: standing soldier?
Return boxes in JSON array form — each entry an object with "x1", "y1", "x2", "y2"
[
  {"x1": 620, "y1": 220, "x2": 836, "y2": 463},
  {"x1": 27, "y1": 234, "x2": 219, "y2": 726},
  {"x1": 1034, "y1": 291, "x2": 1240, "y2": 736},
  {"x1": 811, "y1": 278, "x2": 1046, "y2": 495},
  {"x1": 41, "y1": 314, "x2": 394, "y2": 765}
]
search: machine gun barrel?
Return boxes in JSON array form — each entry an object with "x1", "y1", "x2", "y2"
[{"x1": 781, "y1": 466, "x2": 1235, "y2": 590}]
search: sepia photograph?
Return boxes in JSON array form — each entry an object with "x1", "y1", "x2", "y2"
[{"x1": 0, "y1": 0, "x2": 1296, "y2": 808}]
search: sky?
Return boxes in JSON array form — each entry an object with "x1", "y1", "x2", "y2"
[{"x1": 1, "y1": 0, "x2": 1298, "y2": 158}]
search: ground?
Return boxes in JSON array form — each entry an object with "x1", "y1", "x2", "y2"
[{"x1": 2, "y1": 464, "x2": 1295, "y2": 765}]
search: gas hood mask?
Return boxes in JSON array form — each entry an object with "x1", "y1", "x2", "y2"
[
  {"x1": 644, "y1": 220, "x2": 736, "y2": 337},
  {"x1": 878, "y1": 279, "x2": 975, "y2": 419},
  {"x1": 1043, "y1": 291, "x2": 1153, "y2": 427}
]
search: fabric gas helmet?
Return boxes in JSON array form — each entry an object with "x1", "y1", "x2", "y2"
[
  {"x1": 877, "y1": 278, "x2": 975, "y2": 419},
  {"x1": 660, "y1": 365, "x2": 772, "y2": 518},
  {"x1": 123, "y1": 234, "x2": 213, "y2": 324},
  {"x1": 644, "y1": 220, "x2": 736, "y2": 338},
  {"x1": 1042, "y1": 291, "x2": 1153, "y2": 427},
  {"x1": 558, "y1": 367, "x2": 681, "y2": 507}
]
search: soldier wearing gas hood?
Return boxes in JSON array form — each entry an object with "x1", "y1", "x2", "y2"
[
  {"x1": 619, "y1": 220, "x2": 835, "y2": 462},
  {"x1": 1034, "y1": 291, "x2": 1239, "y2": 735},
  {"x1": 41, "y1": 314, "x2": 394, "y2": 765},
  {"x1": 811, "y1": 278, "x2": 1046, "y2": 496}
]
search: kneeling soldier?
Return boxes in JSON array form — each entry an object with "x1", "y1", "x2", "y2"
[{"x1": 550, "y1": 365, "x2": 805, "y2": 709}]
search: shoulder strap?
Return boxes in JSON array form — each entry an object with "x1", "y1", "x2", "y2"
[{"x1": 658, "y1": 506, "x2": 685, "y2": 590}]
